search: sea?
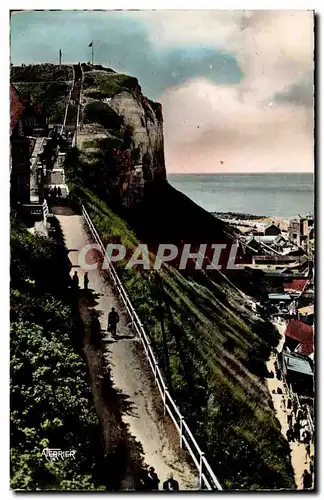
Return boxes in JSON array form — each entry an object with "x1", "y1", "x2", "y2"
[{"x1": 168, "y1": 173, "x2": 314, "y2": 218}]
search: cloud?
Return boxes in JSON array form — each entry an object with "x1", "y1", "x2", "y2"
[
  {"x1": 10, "y1": 10, "x2": 314, "y2": 173},
  {"x1": 136, "y1": 10, "x2": 314, "y2": 173},
  {"x1": 273, "y1": 72, "x2": 314, "y2": 107},
  {"x1": 161, "y1": 79, "x2": 313, "y2": 173},
  {"x1": 133, "y1": 10, "x2": 314, "y2": 104}
]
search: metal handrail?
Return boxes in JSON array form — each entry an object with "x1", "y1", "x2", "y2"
[{"x1": 81, "y1": 204, "x2": 223, "y2": 491}]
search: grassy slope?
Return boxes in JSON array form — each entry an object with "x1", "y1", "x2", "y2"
[{"x1": 67, "y1": 180, "x2": 295, "y2": 490}]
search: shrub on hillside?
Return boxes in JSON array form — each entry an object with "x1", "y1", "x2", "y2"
[{"x1": 14, "y1": 82, "x2": 69, "y2": 123}]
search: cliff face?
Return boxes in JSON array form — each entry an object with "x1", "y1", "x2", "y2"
[{"x1": 78, "y1": 66, "x2": 166, "y2": 208}]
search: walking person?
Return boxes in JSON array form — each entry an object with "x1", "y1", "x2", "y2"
[
  {"x1": 305, "y1": 443, "x2": 311, "y2": 464},
  {"x1": 84, "y1": 272, "x2": 89, "y2": 290},
  {"x1": 72, "y1": 271, "x2": 79, "y2": 290},
  {"x1": 57, "y1": 186, "x2": 62, "y2": 198},
  {"x1": 147, "y1": 467, "x2": 160, "y2": 490},
  {"x1": 310, "y1": 455, "x2": 314, "y2": 476},
  {"x1": 287, "y1": 411, "x2": 293, "y2": 427},
  {"x1": 292, "y1": 399, "x2": 298, "y2": 414},
  {"x1": 107, "y1": 307, "x2": 119, "y2": 336},
  {"x1": 163, "y1": 473, "x2": 179, "y2": 491},
  {"x1": 302, "y1": 429, "x2": 311, "y2": 445},
  {"x1": 53, "y1": 185, "x2": 58, "y2": 199},
  {"x1": 286, "y1": 425, "x2": 295, "y2": 443},
  {"x1": 294, "y1": 421, "x2": 301, "y2": 443},
  {"x1": 302, "y1": 469, "x2": 312, "y2": 489}
]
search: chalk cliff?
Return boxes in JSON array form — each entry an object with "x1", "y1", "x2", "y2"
[{"x1": 77, "y1": 65, "x2": 166, "y2": 208}]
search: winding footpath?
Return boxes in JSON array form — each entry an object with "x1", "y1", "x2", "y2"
[{"x1": 54, "y1": 206, "x2": 197, "y2": 490}]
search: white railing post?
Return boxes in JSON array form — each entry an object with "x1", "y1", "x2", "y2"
[
  {"x1": 199, "y1": 452, "x2": 205, "y2": 490},
  {"x1": 180, "y1": 416, "x2": 184, "y2": 449},
  {"x1": 154, "y1": 361, "x2": 158, "y2": 383},
  {"x1": 163, "y1": 387, "x2": 168, "y2": 416}
]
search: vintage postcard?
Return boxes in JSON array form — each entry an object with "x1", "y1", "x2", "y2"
[{"x1": 10, "y1": 9, "x2": 314, "y2": 491}]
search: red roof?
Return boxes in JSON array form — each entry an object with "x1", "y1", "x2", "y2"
[
  {"x1": 284, "y1": 279, "x2": 309, "y2": 292},
  {"x1": 285, "y1": 319, "x2": 314, "y2": 355},
  {"x1": 10, "y1": 84, "x2": 24, "y2": 133}
]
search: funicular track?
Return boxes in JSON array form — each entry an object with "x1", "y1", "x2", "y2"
[{"x1": 64, "y1": 63, "x2": 83, "y2": 136}]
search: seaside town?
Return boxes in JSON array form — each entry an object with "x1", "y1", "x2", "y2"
[{"x1": 215, "y1": 211, "x2": 315, "y2": 489}]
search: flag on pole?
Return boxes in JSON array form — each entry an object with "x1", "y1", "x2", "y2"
[{"x1": 88, "y1": 42, "x2": 93, "y2": 47}]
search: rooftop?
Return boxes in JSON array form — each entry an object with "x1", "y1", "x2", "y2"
[
  {"x1": 268, "y1": 293, "x2": 291, "y2": 301},
  {"x1": 284, "y1": 279, "x2": 309, "y2": 292},
  {"x1": 282, "y1": 351, "x2": 313, "y2": 376}
]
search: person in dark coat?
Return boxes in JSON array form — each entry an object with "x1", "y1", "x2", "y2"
[
  {"x1": 84, "y1": 272, "x2": 89, "y2": 290},
  {"x1": 310, "y1": 455, "x2": 314, "y2": 475},
  {"x1": 305, "y1": 443, "x2": 311, "y2": 463},
  {"x1": 72, "y1": 271, "x2": 79, "y2": 289},
  {"x1": 286, "y1": 425, "x2": 295, "y2": 443},
  {"x1": 108, "y1": 307, "x2": 119, "y2": 336},
  {"x1": 147, "y1": 467, "x2": 160, "y2": 490},
  {"x1": 57, "y1": 186, "x2": 62, "y2": 198},
  {"x1": 302, "y1": 429, "x2": 311, "y2": 445},
  {"x1": 53, "y1": 186, "x2": 58, "y2": 198},
  {"x1": 292, "y1": 400, "x2": 298, "y2": 414},
  {"x1": 302, "y1": 469, "x2": 312, "y2": 489},
  {"x1": 294, "y1": 421, "x2": 301, "y2": 442},
  {"x1": 163, "y1": 473, "x2": 179, "y2": 491}
]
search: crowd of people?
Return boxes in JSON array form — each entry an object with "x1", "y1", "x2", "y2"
[
  {"x1": 279, "y1": 395, "x2": 314, "y2": 489},
  {"x1": 138, "y1": 469, "x2": 179, "y2": 491},
  {"x1": 46, "y1": 185, "x2": 62, "y2": 202}
]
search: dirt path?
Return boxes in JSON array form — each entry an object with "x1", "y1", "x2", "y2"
[
  {"x1": 266, "y1": 320, "x2": 314, "y2": 490},
  {"x1": 54, "y1": 208, "x2": 197, "y2": 490}
]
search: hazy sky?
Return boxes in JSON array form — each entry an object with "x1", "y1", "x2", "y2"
[{"x1": 10, "y1": 10, "x2": 314, "y2": 173}]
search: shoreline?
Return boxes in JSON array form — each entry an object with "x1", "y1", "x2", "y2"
[{"x1": 212, "y1": 211, "x2": 268, "y2": 220}]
